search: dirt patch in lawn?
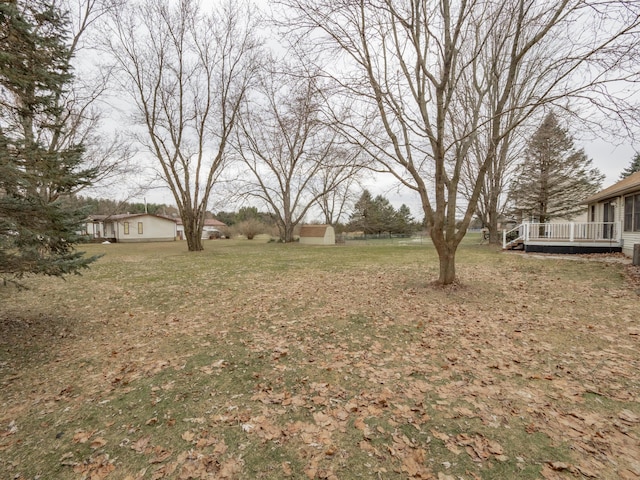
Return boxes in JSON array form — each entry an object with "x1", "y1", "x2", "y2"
[{"x1": 1, "y1": 243, "x2": 639, "y2": 479}]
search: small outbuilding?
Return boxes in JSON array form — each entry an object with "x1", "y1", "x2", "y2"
[{"x1": 299, "y1": 224, "x2": 335, "y2": 245}]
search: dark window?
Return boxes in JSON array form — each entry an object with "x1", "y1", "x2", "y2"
[
  {"x1": 624, "y1": 194, "x2": 640, "y2": 232},
  {"x1": 625, "y1": 196, "x2": 633, "y2": 231}
]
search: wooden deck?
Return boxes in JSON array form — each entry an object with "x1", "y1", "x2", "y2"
[{"x1": 503, "y1": 222, "x2": 623, "y2": 254}]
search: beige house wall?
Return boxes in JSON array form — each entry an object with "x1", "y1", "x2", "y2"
[
  {"x1": 587, "y1": 194, "x2": 640, "y2": 257},
  {"x1": 619, "y1": 197, "x2": 640, "y2": 257},
  {"x1": 115, "y1": 215, "x2": 176, "y2": 242}
]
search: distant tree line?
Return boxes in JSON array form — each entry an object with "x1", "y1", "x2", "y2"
[{"x1": 60, "y1": 196, "x2": 179, "y2": 217}]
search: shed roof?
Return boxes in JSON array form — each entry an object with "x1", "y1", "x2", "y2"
[
  {"x1": 583, "y1": 171, "x2": 640, "y2": 204},
  {"x1": 299, "y1": 225, "x2": 330, "y2": 237}
]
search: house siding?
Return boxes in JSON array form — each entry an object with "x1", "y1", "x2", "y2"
[
  {"x1": 623, "y1": 232, "x2": 640, "y2": 257},
  {"x1": 117, "y1": 216, "x2": 175, "y2": 242},
  {"x1": 586, "y1": 190, "x2": 640, "y2": 258},
  {"x1": 175, "y1": 219, "x2": 226, "y2": 240},
  {"x1": 617, "y1": 193, "x2": 640, "y2": 257},
  {"x1": 102, "y1": 214, "x2": 176, "y2": 242}
]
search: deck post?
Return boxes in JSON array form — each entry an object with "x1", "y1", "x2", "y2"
[
  {"x1": 569, "y1": 223, "x2": 574, "y2": 242},
  {"x1": 502, "y1": 229, "x2": 506, "y2": 249}
]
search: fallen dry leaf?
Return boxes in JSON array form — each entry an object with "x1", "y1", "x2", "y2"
[
  {"x1": 72, "y1": 430, "x2": 95, "y2": 444},
  {"x1": 90, "y1": 437, "x2": 107, "y2": 449}
]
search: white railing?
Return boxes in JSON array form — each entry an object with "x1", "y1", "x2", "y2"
[
  {"x1": 503, "y1": 222, "x2": 620, "y2": 248},
  {"x1": 502, "y1": 224, "x2": 525, "y2": 248}
]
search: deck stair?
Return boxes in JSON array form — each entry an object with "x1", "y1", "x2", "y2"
[{"x1": 503, "y1": 225, "x2": 524, "y2": 250}]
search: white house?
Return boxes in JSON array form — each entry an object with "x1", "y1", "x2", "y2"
[
  {"x1": 583, "y1": 170, "x2": 640, "y2": 258},
  {"x1": 175, "y1": 218, "x2": 227, "y2": 240},
  {"x1": 299, "y1": 224, "x2": 335, "y2": 245},
  {"x1": 86, "y1": 214, "x2": 177, "y2": 242},
  {"x1": 84, "y1": 215, "x2": 108, "y2": 239}
]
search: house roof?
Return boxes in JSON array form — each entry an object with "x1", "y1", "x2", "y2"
[
  {"x1": 174, "y1": 218, "x2": 227, "y2": 227},
  {"x1": 299, "y1": 225, "x2": 331, "y2": 237},
  {"x1": 583, "y1": 171, "x2": 640, "y2": 204},
  {"x1": 100, "y1": 213, "x2": 177, "y2": 222}
]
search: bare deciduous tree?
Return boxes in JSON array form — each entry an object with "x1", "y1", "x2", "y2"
[
  {"x1": 280, "y1": 0, "x2": 640, "y2": 284},
  {"x1": 313, "y1": 171, "x2": 362, "y2": 226},
  {"x1": 106, "y1": 0, "x2": 260, "y2": 251},
  {"x1": 236, "y1": 64, "x2": 364, "y2": 242},
  {"x1": 53, "y1": 0, "x2": 135, "y2": 193},
  {"x1": 31, "y1": 0, "x2": 134, "y2": 197}
]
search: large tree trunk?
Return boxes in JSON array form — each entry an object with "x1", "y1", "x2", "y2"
[
  {"x1": 185, "y1": 230, "x2": 203, "y2": 251},
  {"x1": 284, "y1": 227, "x2": 295, "y2": 243},
  {"x1": 431, "y1": 231, "x2": 457, "y2": 285},
  {"x1": 436, "y1": 246, "x2": 457, "y2": 285},
  {"x1": 488, "y1": 208, "x2": 501, "y2": 245},
  {"x1": 182, "y1": 210, "x2": 204, "y2": 251},
  {"x1": 281, "y1": 221, "x2": 295, "y2": 243},
  {"x1": 278, "y1": 207, "x2": 297, "y2": 243}
]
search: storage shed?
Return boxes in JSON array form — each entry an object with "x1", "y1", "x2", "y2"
[{"x1": 299, "y1": 224, "x2": 335, "y2": 245}]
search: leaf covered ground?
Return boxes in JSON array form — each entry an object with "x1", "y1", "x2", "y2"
[{"x1": 1, "y1": 238, "x2": 639, "y2": 479}]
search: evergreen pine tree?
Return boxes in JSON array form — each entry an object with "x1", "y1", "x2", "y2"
[
  {"x1": 509, "y1": 113, "x2": 604, "y2": 223},
  {"x1": 348, "y1": 190, "x2": 410, "y2": 234},
  {"x1": 0, "y1": 0, "x2": 98, "y2": 283},
  {"x1": 392, "y1": 204, "x2": 416, "y2": 235},
  {"x1": 620, "y1": 153, "x2": 640, "y2": 179}
]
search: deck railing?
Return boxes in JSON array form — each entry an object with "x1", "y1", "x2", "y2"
[{"x1": 503, "y1": 222, "x2": 620, "y2": 248}]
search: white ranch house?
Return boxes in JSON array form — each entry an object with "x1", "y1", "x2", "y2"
[
  {"x1": 175, "y1": 218, "x2": 227, "y2": 240},
  {"x1": 84, "y1": 214, "x2": 177, "y2": 242},
  {"x1": 504, "y1": 171, "x2": 640, "y2": 257}
]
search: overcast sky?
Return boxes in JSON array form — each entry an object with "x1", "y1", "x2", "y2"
[
  {"x1": 89, "y1": 0, "x2": 638, "y2": 221},
  {"x1": 134, "y1": 137, "x2": 637, "y2": 222}
]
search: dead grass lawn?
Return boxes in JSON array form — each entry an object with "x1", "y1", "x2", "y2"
[{"x1": 1, "y1": 238, "x2": 639, "y2": 479}]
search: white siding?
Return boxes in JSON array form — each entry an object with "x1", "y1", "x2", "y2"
[
  {"x1": 622, "y1": 232, "x2": 640, "y2": 257},
  {"x1": 612, "y1": 193, "x2": 640, "y2": 257},
  {"x1": 621, "y1": 195, "x2": 640, "y2": 257},
  {"x1": 116, "y1": 215, "x2": 176, "y2": 242}
]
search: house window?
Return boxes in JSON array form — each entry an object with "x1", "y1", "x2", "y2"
[
  {"x1": 624, "y1": 194, "x2": 640, "y2": 232},
  {"x1": 124, "y1": 222, "x2": 130, "y2": 235},
  {"x1": 138, "y1": 222, "x2": 143, "y2": 234}
]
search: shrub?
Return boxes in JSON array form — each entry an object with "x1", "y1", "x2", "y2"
[{"x1": 235, "y1": 219, "x2": 264, "y2": 240}]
